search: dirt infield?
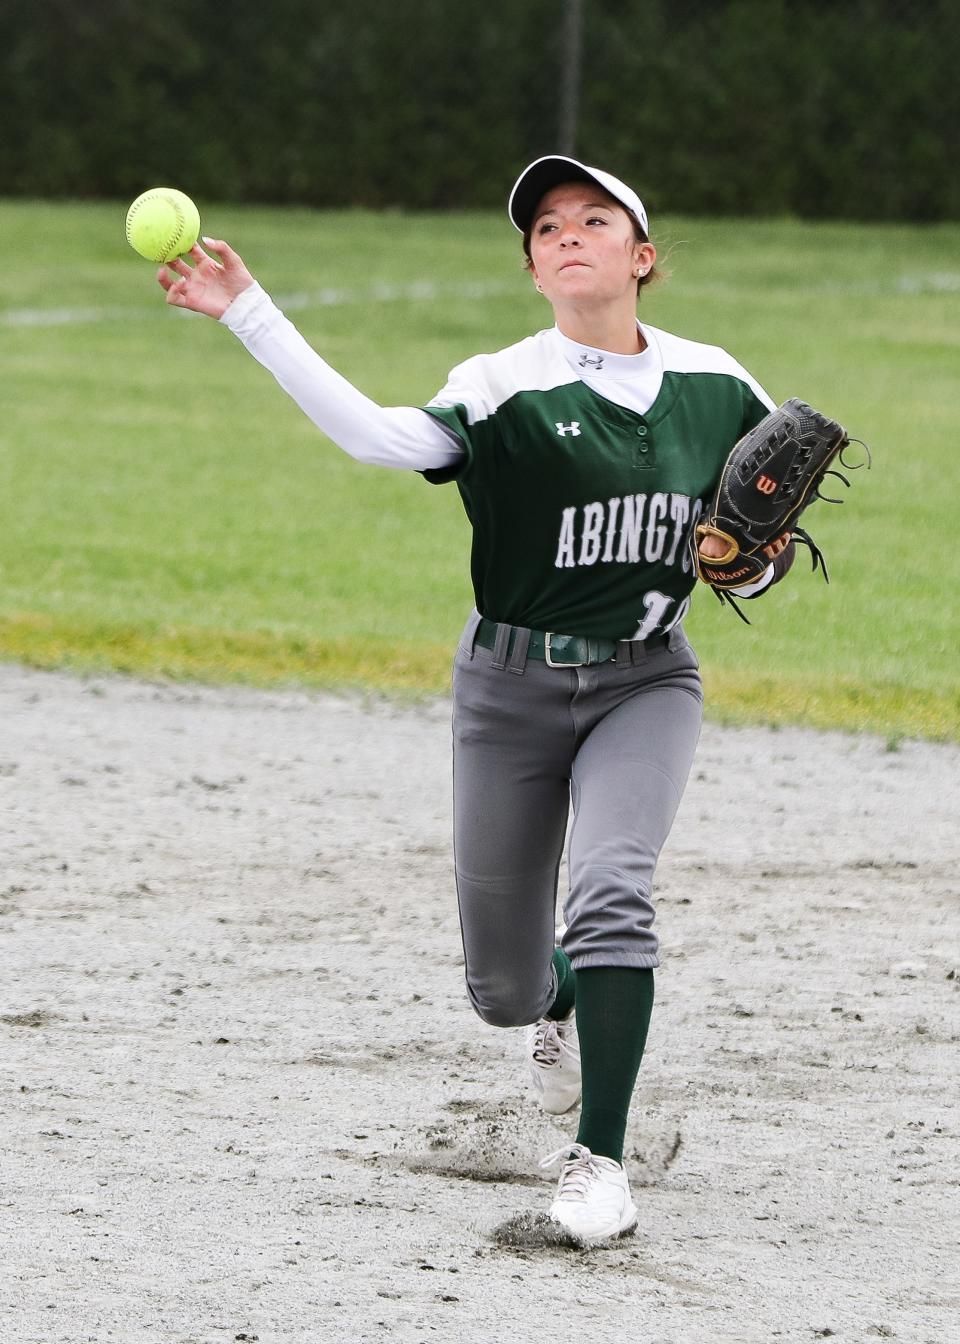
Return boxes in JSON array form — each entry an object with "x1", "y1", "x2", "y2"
[{"x1": 2, "y1": 664, "x2": 957, "y2": 1344}]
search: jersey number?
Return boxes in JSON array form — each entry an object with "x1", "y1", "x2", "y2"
[{"x1": 631, "y1": 591, "x2": 690, "y2": 641}]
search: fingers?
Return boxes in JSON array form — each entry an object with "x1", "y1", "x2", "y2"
[
  {"x1": 156, "y1": 250, "x2": 207, "y2": 304},
  {"x1": 156, "y1": 259, "x2": 189, "y2": 303},
  {"x1": 186, "y1": 242, "x2": 222, "y2": 268},
  {"x1": 152, "y1": 234, "x2": 251, "y2": 317},
  {"x1": 696, "y1": 527, "x2": 737, "y2": 562},
  {"x1": 201, "y1": 236, "x2": 237, "y2": 263},
  {"x1": 155, "y1": 266, "x2": 188, "y2": 306},
  {"x1": 163, "y1": 277, "x2": 189, "y2": 306}
]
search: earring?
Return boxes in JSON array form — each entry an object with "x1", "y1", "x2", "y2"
[{"x1": 535, "y1": 282, "x2": 543, "y2": 292}]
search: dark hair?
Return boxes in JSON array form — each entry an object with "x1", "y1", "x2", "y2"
[{"x1": 521, "y1": 203, "x2": 659, "y2": 294}]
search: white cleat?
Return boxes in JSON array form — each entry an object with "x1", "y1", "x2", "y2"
[
  {"x1": 525, "y1": 1010, "x2": 581, "y2": 1114},
  {"x1": 540, "y1": 1142, "x2": 638, "y2": 1245}
]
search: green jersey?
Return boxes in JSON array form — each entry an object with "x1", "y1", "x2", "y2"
[{"x1": 422, "y1": 323, "x2": 773, "y2": 641}]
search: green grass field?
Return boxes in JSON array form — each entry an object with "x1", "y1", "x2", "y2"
[{"x1": 2, "y1": 199, "x2": 958, "y2": 740}]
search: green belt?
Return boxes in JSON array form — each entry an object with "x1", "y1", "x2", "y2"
[{"x1": 475, "y1": 617, "x2": 669, "y2": 667}]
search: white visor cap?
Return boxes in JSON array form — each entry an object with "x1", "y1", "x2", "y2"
[{"x1": 508, "y1": 155, "x2": 649, "y2": 238}]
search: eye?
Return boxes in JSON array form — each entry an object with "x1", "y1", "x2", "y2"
[
  {"x1": 585, "y1": 215, "x2": 608, "y2": 226},
  {"x1": 536, "y1": 221, "x2": 558, "y2": 235}
]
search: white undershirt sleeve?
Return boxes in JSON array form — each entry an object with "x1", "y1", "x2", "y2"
[
  {"x1": 219, "y1": 283, "x2": 464, "y2": 471},
  {"x1": 729, "y1": 564, "x2": 775, "y2": 597}
]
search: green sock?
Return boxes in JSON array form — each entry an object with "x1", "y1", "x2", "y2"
[
  {"x1": 547, "y1": 946, "x2": 576, "y2": 1020},
  {"x1": 574, "y1": 967, "x2": 655, "y2": 1164}
]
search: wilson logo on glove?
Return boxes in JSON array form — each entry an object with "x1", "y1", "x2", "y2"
[
  {"x1": 704, "y1": 565, "x2": 752, "y2": 583},
  {"x1": 756, "y1": 475, "x2": 778, "y2": 495}
]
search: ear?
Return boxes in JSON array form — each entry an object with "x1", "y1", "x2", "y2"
[{"x1": 632, "y1": 240, "x2": 656, "y2": 276}]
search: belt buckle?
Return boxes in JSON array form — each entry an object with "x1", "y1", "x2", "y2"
[{"x1": 544, "y1": 632, "x2": 585, "y2": 668}]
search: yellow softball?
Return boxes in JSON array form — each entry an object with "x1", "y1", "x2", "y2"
[{"x1": 125, "y1": 187, "x2": 201, "y2": 263}]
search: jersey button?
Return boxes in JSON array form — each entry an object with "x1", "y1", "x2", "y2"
[
  {"x1": 638, "y1": 444, "x2": 649, "y2": 453},
  {"x1": 636, "y1": 425, "x2": 648, "y2": 437}
]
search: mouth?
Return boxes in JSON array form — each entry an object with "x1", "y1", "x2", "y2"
[{"x1": 559, "y1": 261, "x2": 590, "y2": 272}]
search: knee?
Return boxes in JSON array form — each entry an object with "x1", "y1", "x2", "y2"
[
  {"x1": 465, "y1": 976, "x2": 548, "y2": 1029},
  {"x1": 473, "y1": 1002, "x2": 532, "y2": 1029}
]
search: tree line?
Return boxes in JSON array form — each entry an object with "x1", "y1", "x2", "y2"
[{"x1": 1, "y1": 0, "x2": 955, "y2": 220}]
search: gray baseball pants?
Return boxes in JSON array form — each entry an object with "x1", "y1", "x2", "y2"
[{"x1": 451, "y1": 610, "x2": 703, "y2": 1029}]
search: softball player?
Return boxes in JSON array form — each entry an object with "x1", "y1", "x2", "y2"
[{"x1": 158, "y1": 155, "x2": 793, "y2": 1245}]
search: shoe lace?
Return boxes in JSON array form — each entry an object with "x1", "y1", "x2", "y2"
[
  {"x1": 539, "y1": 1143, "x2": 603, "y2": 1202},
  {"x1": 529, "y1": 1019, "x2": 561, "y2": 1066},
  {"x1": 528, "y1": 1016, "x2": 578, "y2": 1068}
]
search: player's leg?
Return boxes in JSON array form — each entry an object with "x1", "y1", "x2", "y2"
[
  {"x1": 450, "y1": 636, "x2": 573, "y2": 1029},
  {"x1": 566, "y1": 654, "x2": 702, "y2": 1159},
  {"x1": 544, "y1": 647, "x2": 702, "y2": 1241},
  {"x1": 566, "y1": 659, "x2": 703, "y2": 964}
]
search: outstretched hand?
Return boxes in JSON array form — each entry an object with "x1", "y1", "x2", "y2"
[{"x1": 157, "y1": 239, "x2": 255, "y2": 320}]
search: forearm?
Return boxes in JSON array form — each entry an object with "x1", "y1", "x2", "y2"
[{"x1": 220, "y1": 284, "x2": 463, "y2": 471}]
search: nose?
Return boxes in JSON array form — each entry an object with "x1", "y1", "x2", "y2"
[{"x1": 558, "y1": 222, "x2": 583, "y2": 247}]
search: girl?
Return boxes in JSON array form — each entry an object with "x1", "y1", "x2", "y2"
[{"x1": 158, "y1": 155, "x2": 792, "y2": 1245}]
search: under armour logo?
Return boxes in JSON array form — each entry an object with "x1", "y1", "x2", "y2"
[
  {"x1": 578, "y1": 352, "x2": 604, "y2": 370},
  {"x1": 556, "y1": 421, "x2": 581, "y2": 437}
]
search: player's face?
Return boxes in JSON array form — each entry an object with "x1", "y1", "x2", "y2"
[{"x1": 528, "y1": 183, "x2": 654, "y2": 306}]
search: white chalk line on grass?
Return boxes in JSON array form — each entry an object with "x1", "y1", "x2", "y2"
[
  {"x1": 5, "y1": 272, "x2": 960, "y2": 329},
  {"x1": 0, "y1": 279, "x2": 517, "y2": 328},
  {"x1": 664, "y1": 272, "x2": 960, "y2": 302}
]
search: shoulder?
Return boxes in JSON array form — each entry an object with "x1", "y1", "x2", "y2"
[
  {"x1": 644, "y1": 324, "x2": 775, "y2": 410},
  {"x1": 429, "y1": 328, "x2": 575, "y2": 425}
]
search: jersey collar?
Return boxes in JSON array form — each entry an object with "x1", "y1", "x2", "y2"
[{"x1": 554, "y1": 322, "x2": 663, "y2": 382}]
